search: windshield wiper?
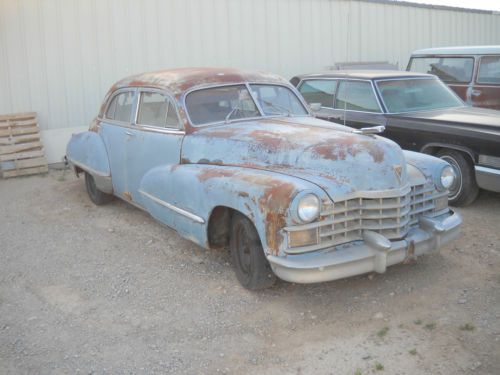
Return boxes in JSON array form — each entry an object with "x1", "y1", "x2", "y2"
[{"x1": 262, "y1": 100, "x2": 291, "y2": 117}]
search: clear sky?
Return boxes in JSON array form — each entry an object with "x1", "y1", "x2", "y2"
[{"x1": 395, "y1": 0, "x2": 500, "y2": 11}]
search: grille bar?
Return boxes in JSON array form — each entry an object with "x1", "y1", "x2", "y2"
[{"x1": 286, "y1": 183, "x2": 448, "y2": 254}]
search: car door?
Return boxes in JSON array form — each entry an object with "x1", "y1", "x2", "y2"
[
  {"x1": 471, "y1": 55, "x2": 500, "y2": 109},
  {"x1": 99, "y1": 89, "x2": 137, "y2": 199},
  {"x1": 124, "y1": 89, "x2": 184, "y2": 213},
  {"x1": 331, "y1": 80, "x2": 386, "y2": 129}
]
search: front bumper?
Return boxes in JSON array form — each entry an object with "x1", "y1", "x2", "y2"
[{"x1": 267, "y1": 210, "x2": 461, "y2": 284}]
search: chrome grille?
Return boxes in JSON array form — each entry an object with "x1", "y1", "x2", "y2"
[{"x1": 285, "y1": 183, "x2": 448, "y2": 254}]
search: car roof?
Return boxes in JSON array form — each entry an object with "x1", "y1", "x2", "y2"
[
  {"x1": 110, "y1": 67, "x2": 288, "y2": 98},
  {"x1": 293, "y1": 70, "x2": 434, "y2": 81},
  {"x1": 411, "y1": 45, "x2": 500, "y2": 56}
]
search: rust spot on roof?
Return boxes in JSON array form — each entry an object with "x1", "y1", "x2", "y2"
[{"x1": 111, "y1": 67, "x2": 287, "y2": 99}]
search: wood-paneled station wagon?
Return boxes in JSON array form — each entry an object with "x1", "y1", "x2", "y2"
[{"x1": 67, "y1": 68, "x2": 461, "y2": 289}]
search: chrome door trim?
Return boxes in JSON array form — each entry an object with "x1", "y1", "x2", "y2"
[{"x1": 138, "y1": 190, "x2": 205, "y2": 224}]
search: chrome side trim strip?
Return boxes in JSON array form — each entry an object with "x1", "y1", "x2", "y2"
[
  {"x1": 475, "y1": 165, "x2": 500, "y2": 175},
  {"x1": 138, "y1": 190, "x2": 205, "y2": 224},
  {"x1": 67, "y1": 158, "x2": 109, "y2": 177}
]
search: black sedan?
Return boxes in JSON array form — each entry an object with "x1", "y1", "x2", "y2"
[{"x1": 291, "y1": 70, "x2": 500, "y2": 206}]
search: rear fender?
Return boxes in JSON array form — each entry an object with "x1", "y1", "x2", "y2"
[
  {"x1": 66, "y1": 131, "x2": 113, "y2": 193},
  {"x1": 138, "y1": 164, "x2": 325, "y2": 255}
]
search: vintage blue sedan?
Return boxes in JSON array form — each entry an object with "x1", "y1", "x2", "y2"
[{"x1": 66, "y1": 68, "x2": 462, "y2": 289}]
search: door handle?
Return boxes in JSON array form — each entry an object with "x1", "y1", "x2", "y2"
[
  {"x1": 471, "y1": 89, "x2": 482, "y2": 97},
  {"x1": 125, "y1": 131, "x2": 135, "y2": 136}
]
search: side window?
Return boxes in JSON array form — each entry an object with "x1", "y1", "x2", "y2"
[
  {"x1": 137, "y1": 92, "x2": 180, "y2": 128},
  {"x1": 409, "y1": 57, "x2": 474, "y2": 83},
  {"x1": 335, "y1": 81, "x2": 381, "y2": 113},
  {"x1": 106, "y1": 91, "x2": 135, "y2": 122},
  {"x1": 298, "y1": 80, "x2": 337, "y2": 108},
  {"x1": 477, "y1": 56, "x2": 500, "y2": 84}
]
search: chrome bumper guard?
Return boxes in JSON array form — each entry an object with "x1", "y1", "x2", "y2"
[{"x1": 267, "y1": 210, "x2": 461, "y2": 284}]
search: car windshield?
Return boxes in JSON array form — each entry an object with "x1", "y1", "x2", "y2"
[
  {"x1": 249, "y1": 84, "x2": 308, "y2": 117},
  {"x1": 376, "y1": 78, "x2": 464, "y2": 113},
  {"x1": 185, "y1": 84, "x2": 307, "y2": 125}
]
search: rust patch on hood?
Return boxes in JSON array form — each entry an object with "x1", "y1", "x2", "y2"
[
  {"x1": 247, "y1": 130, "x2": 293, "y2": 152},
  {"x1": 196, "y1": 168, "x2": 236, "y2": 182},
  {"x1": 311, "y1": 136, "x2": 385, "y2": 163}
]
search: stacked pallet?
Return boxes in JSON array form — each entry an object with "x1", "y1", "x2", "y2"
[{"x1": 0, "y1": 112, "x2": 48, "y2": 178}]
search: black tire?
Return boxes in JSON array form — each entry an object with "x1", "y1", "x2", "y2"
[
  {"x1": 84, "y1": 172, "x2": 114, "y2": 205},
  {"x1": 437, "y1": 149, "x2": 479, "y2": 207},
  {"x1": 230, "y1": 213, "x2": 276, "y2": 290}
]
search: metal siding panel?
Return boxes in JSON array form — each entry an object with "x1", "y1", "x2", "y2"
[
  {"x1": 2, "y1": 0, "x2": 31, "y2": 114},
  {"x1": 59, "y1": 0, "x2": 85, "y2": 131},
  {"x1": 0, "y1": 1, "x2": 14, "y2": 115},
  {"x1": 40, "y1": 0, "x2": 70, "y2": 130}
]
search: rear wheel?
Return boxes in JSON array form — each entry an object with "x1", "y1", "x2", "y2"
[
  {"x1": 230, "y1": 213, "x2": 276, "y2": 290},
  {"x1": 84, "y1": 172, "x2": 114, "y2": 205},
  {"x1": 437, "y1": 149, "x2": 478, "y2": 206}
]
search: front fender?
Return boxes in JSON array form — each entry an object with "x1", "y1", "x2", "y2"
[
  {"x1": 404, "y1": 150, "x2": 450, "y2": 189},
  {"x1": 66, "y1": 131, "x2": 112, "y2": 193},
  {"x1": 138, "y1": 164, "x2": 328, "y2": 256}
]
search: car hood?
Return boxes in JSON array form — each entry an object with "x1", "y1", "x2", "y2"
[
  {"x1": 391, "y1": 106, "x2": 500, "y2": 132},
  {"x1": 182, "y1": 117, "x2": 409, "y2": 201}
]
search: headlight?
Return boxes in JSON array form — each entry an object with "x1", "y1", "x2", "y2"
[
  {"x1": 440, "y1": 165, "x2": 456, "y2": 190},
  {"x1": 297, "y1": 194, "x2": 320, "y2": 223}
]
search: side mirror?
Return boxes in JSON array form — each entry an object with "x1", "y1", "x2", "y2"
[{"x1": 309, "y1": 103, "x2": 321, "y2": 111}]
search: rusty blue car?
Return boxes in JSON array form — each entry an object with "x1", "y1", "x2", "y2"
[{"x1": 66, "y1": 68, "x2": 462, "y2": 289}]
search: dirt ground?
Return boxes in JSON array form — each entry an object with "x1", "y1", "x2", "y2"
[{"x1": 0, "y1": 169, "x2": 499, "y2": 375}]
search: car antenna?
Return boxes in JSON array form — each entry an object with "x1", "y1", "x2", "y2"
[{"x1": 343, "y1": 4, "x2": 350, "y2": 128}]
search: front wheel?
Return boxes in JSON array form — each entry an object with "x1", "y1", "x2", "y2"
[
  {"x1": 437, "y1": 149, "x2": 478, "y2": 206},
  {"x1": 84, "y1": 172, "x2": 114, "y2": 205},
  {"x1": 230, "y1": 213, "x2": 276, "y2": 290}
]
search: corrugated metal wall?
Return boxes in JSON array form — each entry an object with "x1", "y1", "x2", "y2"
[{"x1": 1, "y1": 0, "x2": 500, "y2": 163}]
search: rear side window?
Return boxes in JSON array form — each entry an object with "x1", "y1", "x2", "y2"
[
  {"x1": 298, "y1": 80, "x2": 337, "y2": 108},
  {"x1": 409, "y1": 57, "x2": 474, "y2": 83},
  {"x1": 106, "y1": 91, "x2": 135, "y2": 122},
  {"x1": 137, "y1": 92, "x2": 180, "y2": 128},
  {"x1": 335, "y1": 81, "x2": 381, "y2": 113},
  {"x1": 477, "y1": 56, "x2": 500, "y2": 84}
]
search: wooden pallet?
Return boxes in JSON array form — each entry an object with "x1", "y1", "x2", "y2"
[{"x1": 0, "y1": 112, "x2": 48, "y2": 178}]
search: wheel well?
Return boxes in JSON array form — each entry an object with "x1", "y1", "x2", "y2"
[
  {"x1": 421, "y1": 145, "x2": 475, "y2": 164},
  {"x1": 207, "y1": 206, "x2": 251, "y2": 250}
]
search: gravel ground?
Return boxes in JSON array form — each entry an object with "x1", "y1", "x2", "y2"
[{"x1": 0, "y1": 169, "x2": 499, "y2": 375}]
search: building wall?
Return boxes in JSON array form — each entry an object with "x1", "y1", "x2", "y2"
[{"x1": 1, "y1": 0, "x2": 500, "y2": 163}]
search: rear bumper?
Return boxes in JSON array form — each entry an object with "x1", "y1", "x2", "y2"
[
  {"x1": 475, "y1": 165, "x2": 500, "y2": 193},
  {"x1": 267, "y1": 211, "x2": 461, "y2": 284}
]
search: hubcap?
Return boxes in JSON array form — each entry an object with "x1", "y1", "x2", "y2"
[{"x1": 440, "y1": 155, "x2": 462, "y2": 200}]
